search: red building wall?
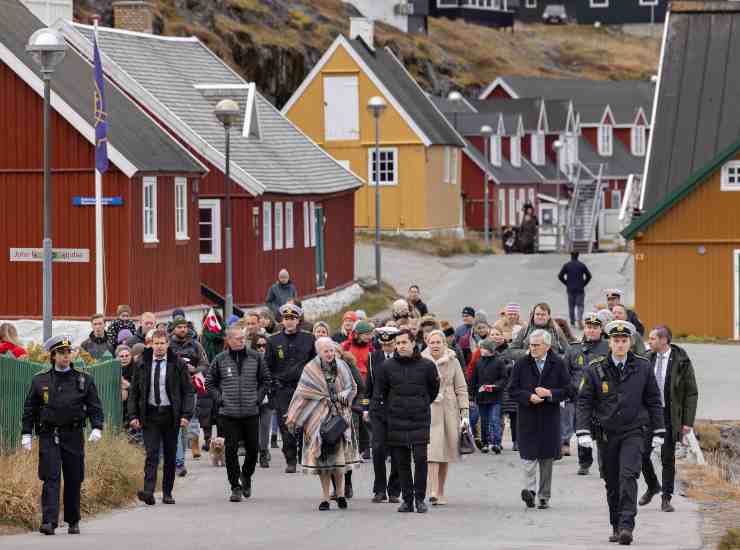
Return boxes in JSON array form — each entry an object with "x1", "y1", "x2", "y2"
[{"x1": 484, "y1": 85, "x2": 514, "y2": 100}]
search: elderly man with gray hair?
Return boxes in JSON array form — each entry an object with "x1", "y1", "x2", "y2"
[
  {"x1": 508, "y1": 329, "x2": 573, "y2": 510},
  {"x1": 265, "y1": 268, "x2": 298, "y2": 318}
]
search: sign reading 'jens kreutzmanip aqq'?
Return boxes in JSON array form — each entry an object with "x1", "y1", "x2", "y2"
[{"x1": 9, "y1": 248, "x2": 90, "y2": 263}]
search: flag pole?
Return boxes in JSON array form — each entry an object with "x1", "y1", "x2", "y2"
[{"x1": 93, "y1": 17, "x2": 105, "y2": 315}]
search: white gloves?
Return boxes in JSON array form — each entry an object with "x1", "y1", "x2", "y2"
[
  {"x1": 88, "y1": 429, "x2": 103, "y2": 443},
  {"x1": 21, "y1": 434, "x2": 32, "y2": 451},
  {"x1": 577, "y1": 435, "x2": 593, "y2": 448},
  {"x1": 460, "y1": 417, "x2": 470, "y2": 430},
  {"x1": 652, "y1": 436, "x2": 664, "y2": 449}
]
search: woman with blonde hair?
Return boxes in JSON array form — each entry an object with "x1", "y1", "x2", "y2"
[
  {"x1": 422, "y1": 329, "x2": 469, "y2": 505},
  {"x1": 0, "y1": 322, "x2": 26, "y2": 358}
]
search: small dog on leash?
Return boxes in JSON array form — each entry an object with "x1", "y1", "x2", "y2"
[{"x1": 209, "y1": 437, "x2": 226, "y2": 467}]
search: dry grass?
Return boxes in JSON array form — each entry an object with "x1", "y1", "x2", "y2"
[
  {"x1": 0, "y1": 434, "x2": 144, "y2": 531},
  {"x1": 357, "y1": 232, "x2": 498, "y2": 257},
  {"x1": 319, "y1": 283, "x2": 398, "y2": 330},
  {"x1": 719, "y1": 528, "x2": 740, "y2": 550}
]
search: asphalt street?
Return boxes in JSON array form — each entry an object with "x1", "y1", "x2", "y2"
[{"x1": 1, "y1": 444, "x2": 701, "y2": 550}]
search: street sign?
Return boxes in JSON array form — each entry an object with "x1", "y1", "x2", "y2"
[
  {"x1": 9, "y1": 248, "x2": 90, "y2": 263},
  {"x1": 72, "y1": 196, "x2": 123, "y2": 206}
]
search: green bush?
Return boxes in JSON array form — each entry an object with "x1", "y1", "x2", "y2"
[{"x1": 719, "y1": 528, "x2": 740, "y2": 550}]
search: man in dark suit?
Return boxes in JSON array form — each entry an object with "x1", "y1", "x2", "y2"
[
  {"x1": 508, "y1": 329, "x2": 572, "y2": 510},
  {"x1": 129, "y1": 329, "x2": 194, "y2": 505},
  {"x1": 558, "y1": 252, "x2": 592, "y2": 329}
]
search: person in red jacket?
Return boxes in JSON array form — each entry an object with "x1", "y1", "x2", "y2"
[
  {"x1": 341, "y1": 320, "x2": 374, "y2": 458},
  {"x1": 0, "y1": 322, "x2": 27, "y2": 358}
]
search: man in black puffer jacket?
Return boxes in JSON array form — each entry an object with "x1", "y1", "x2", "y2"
[
  {"x1": 206, "y1": 325, "x2": 272, "y2": 503},
  {"x1": 376, "y1": 328, "x2": 440, "y2": 514}
]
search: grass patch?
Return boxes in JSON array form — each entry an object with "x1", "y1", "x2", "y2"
[
  {"x1": 318, "y1": 283, "x2": 397, "y2": 331},
  {"x1": 0, "y1": 433, "x2": 144, "y2": 531},
  {"x1": 720, "y1": 528, "x2": 740, "y2": 550},
  {"x1": 357, "y1": 233, "x2": 498, "y2": 258}
]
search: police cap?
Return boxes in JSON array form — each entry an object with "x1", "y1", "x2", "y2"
[
  {"x1": 44, "y1": 334, "x2": 74, "y2": 354},
  {"x1": 279, "y1": 303, "x2": 303, "y2": 319},
  {"x1": 583, "y1": 312, "x2": 602, "y2": 326},
  {"x1": 605, "y1": 320, "x2": 635, "y2": 338},
  {"x1": 376, "y1": 326, "x2": 399, "y2": 343},
  {"x1": 604, "y1": 288, "x2": 624, "y2": 299}
]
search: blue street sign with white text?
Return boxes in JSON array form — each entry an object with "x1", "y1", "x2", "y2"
[{"x1": 72, "y1": 196, "x2": 123, "y2": 206}]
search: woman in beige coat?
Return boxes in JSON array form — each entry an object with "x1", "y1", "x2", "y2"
[{"x1": 422, "y1": 330, "x2": 470, "y2": 505}]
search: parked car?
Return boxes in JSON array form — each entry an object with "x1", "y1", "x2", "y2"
[{"x1": 542, "y1": 4, "x2": 568, "y2": 24}]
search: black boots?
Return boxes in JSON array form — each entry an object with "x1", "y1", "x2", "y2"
[
  {"x1": 39, "y1": 523, "x2": 55, "y2": 535},
  {"x1": 259, "y1": 450, "x2": 270, "y2": 468},
  {"x1": 618, "y1": 529, "x2": 633, "y2": 545},
  {"x1": 67, "y1": 523, "x2": 80, "y2": 535},
  {"x1": 661, "y1": 495, "x2": 675, "y2": 512},
  {"x1": 638, "y1": 486, "x2": 660, "y2": 506}
]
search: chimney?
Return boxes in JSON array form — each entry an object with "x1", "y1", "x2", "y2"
[
  {"x1": 113, "y1": 1, "x2": 154, "y2": 34},
  {"x1": 350, "y1": 17, "x2": 375, "y2": 49}
]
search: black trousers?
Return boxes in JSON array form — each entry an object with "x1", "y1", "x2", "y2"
[
  {"x1": 567, "y1": 290, "x2": 585, "y2": 325},
  {"x1": 604, "y1": 429, "x2": 644, "y2": 530},
  {"x1": 143, "y1": 406, "x2": 178, "y2": 496},
  {"x1": 38, "y1": 431, "x2": 84, "y2": 527},
  {"x1": 579, "y1": 443, "x2": 593, "y2": 468},
  {"x1": 370, "y1": 415, "x2": 400, "y2": 497},
  {"x1": 220, "y1": 415, "x2": 259, "y2": 489},
  {"x1": 275, "y1": 387, "x2": 301, "y2": 465},
  {"x1": 392, "y1": 444, "x2": 428, "y2": 503},
  {"x1": 642, "y1": 420, "x2": 676, "y2": 496}
]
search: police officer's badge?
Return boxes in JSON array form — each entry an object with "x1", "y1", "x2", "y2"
[{"x1": 277, "y1": 346, "x2": 285, "y2": 360}]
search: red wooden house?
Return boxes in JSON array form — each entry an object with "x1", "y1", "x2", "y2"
[{"x1": 0, "y1": 0, "x2": 208, "y2": 319}]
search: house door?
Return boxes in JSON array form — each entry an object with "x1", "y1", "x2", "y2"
[
  {"x1": 538, "y1": 202, "x2": 557, "y2": 252},
  {"x1": 323, "y1": 76, "x2": 359, "y2": 142},
  {"x1": 315, "y1": 204, "x2": 326, "y2": 289},
  {"x1": 734, "y1": 250, "x2": 740, "y2": 340}
]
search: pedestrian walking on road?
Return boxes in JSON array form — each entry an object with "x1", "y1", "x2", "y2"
[
  {"x1": 265, "y1": 269, "x2": 298, "y2": 319},
  {"x1": 639, "y1": 325, "x2": 698, "y2": 513},
  {"x1": 206, "y1": 325, "x2": 272, "y2": 502},
  {"x1": 470, "y1": 335, "x2": 508, "y2": 455},
  {"x1": 21, "y1": 335, "x2": 105, "y2": 536},
  {"x1": 423, "y1": 330, "x2": 469, "y2": 505},
  {"x1": 575, "y1": 320, "x2": 665, "y2": 545},
  {"x1": 286, "y1": 337, "x2": 359, "y2": 511},
  {"x1": 128, "y1": 329, "x2": 195, "y2": 507},
  {"x1": 508, "y1": 329, "x2": 572, "y2": 511},
  {"x1": 376, "y1": 329, "x2": 440, "y2": 513},
  {"x1": 407, "y1": 284, "x2": 429, "y2": 317},
  {"x1": 250, "y1": 333, "x2": 273, "y2": 468},
  {"x1": 558, "y1": 252, "x2": 593, "y2": 330}
]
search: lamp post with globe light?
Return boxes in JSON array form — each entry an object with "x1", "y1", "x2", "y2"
[
  {"x1": 480, "y1": 124, "x2": 494, "y2": 248},
  {"x1": 367, "y1": 96, "x2": 387, "y2": 288}
]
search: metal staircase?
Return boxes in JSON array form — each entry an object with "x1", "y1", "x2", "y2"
[{"x1": 566, "y1": 164, "x2": 605, "y2": 253}]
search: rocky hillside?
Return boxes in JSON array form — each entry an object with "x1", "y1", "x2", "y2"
[{"x1": 75, "y1": 0, "x2": 660, "y2": 107}]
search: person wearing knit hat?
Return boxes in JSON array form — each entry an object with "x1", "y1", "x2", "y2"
[
  {"x1": 172, "y1": 308, "x2": 186, "y2": 320},
  {"x1": 107, "y1": 304, "x2": 137, "y2": 350},
  {"x1": 333, "y1": 311, "x2": 358, "y2": 344},
  {"x1": 504, "y1": 303, "x2": 524, "y2": 341}
]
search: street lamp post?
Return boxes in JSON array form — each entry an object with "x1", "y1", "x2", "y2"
[
  {"x1": 552, "y1": 140, "x2": 564, "y2": 252},
  {"x1": 367, "y1": 96, "x2": 387, "y2": 289},
  {"x1": 27, "y1": 28, "x2": 67, "y2": 342},
  {"x1": 214, "y1": 99, "x2": 240, "y2": 319},
  {"x1": 447, "y1": 90, "x2": 463, "y2": 133},
  {"x1": 480, "y1": 125, "x2": 493, "y2": 248}
]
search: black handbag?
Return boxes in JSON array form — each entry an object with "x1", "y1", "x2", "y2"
[
  {"x1": 320, "y1": 385, "x2": 348, "y2": 447},
  {"x1": 459, "y1": 425, "x2": 476, "y2": 455}
]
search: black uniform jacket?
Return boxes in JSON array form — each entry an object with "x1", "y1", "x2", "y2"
[
  {"x1": 366, "y1": 349, "x2": 393, "y2": 419},
  {"x1": 264, "y1": 330, "x2": 316, "y2": 387}
]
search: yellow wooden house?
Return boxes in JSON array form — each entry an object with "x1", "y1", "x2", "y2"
[{"x1": 282, "y1": 19, "x2": 465, "y2": 236}]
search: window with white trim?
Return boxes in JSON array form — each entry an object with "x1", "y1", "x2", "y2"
[
  {"x1": 285, "y1": 202, "x2": 294, "y2": 249},
  {"x1": 525, "y1": 0, "x2": 537, "y2": 8},
  {"x1": 274, "y1": 202, "x2": 284, "y2": 250},
  {"x1": 310, "y1": 202, "x2": 317, "y2": 247},
  {"x1": 598, "y1": 124, "x2": 613, "y2": 156},
  {"x1": 721, "y1": 161, "x2": 740, "y2": 191},
  {"x1": 262, "y1": 201, "x2": 272, "y2": 251},
  {"x1": 143, "y1": 176, "x2": 157, "y2": 243},
  {"x1": 508, "y1": 188, "x2": 516, "y2": 227},
  {"x1": 639, "y1": 0, "x2": 658, "y2": 5},
  {"x1": 528, "y1": 188, "x2": 536, "y2": 207},
  {"x1": 444, "y1": 147, "x2": 458, "y2": 184},
  {"x1": 368, "y1": 148, "x2": 398, "y2": 186},
  {"x1": 531, "y1": 133, "x2": 545, "y2": 166},
  {"x1": 631, "y1": 125, "x2": 646, "y2": 156},
  {"x1": 491, "y1": 135, "x2": 502, "y2": 166},
  {"x1": 510, "y1": 136, "x2": 521, "y2": 167},
  {"x1": 590, "y1": 0, "x2": 609, "y2": 6},
  {"x1": 611, "y1": 189, "x2": 623, "y2": 210},
  {"x1": 198, "y1": 199, "x2": 221, "y2": 263},
  {"x1": 498, "y1": 188, "x2": 506, "y2": 225},
  {"x1": 303, "y1": 202, "x2": 310, "y2": 247},
  {"x1": 174, "y1": 177, "x2": 188, "y2": 240},
  {"x1": 517, "y1": 188, "x2": 526, "y2": 223}
]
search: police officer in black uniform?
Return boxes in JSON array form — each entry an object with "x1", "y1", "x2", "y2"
[
  {"x1": 21, "y1": 335, "x2": 105, "y2": 536},
  {"x1": 563, "y1": 312, "x2": 609, "y2": 475},
  {"x1": 264, "y1": 303, "x2": 315, "y2": 473},
  {"x1": 575, "y1": 321, "x2": 664, "y2": 546}
]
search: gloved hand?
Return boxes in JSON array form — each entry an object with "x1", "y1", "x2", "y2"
[
  {"x1": 652, "y1": 436, "x2": 664, "y2": 449},
  {"x1": 577, "y1": 435, "x2": 593, "y2": 448},
  {"x1": 21, "y1": 434, "x2": 32, "y2": 451},
  {"x1": 88, "y1": 429, "x2": 102, "y2": 443},
  {"x1": 460, "y1": 417, "x2": 470, "y2": 431}
]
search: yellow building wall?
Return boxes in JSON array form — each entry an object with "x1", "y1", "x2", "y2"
[
  {"x1": 425, "y1": 146, "x2": 463, "y2": 230},
  {"x1": 284, "y1": 41, "x2": 461, "y2": 233}
]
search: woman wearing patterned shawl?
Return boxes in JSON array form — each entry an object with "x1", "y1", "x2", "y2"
[{"x1": 286, "y1": 337, "x2": 360, "y2": 511}]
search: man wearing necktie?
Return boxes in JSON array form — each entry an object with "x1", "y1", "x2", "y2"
[
  {"x1": 129, "y1": 329, "x2": 194, "y2": 505},
  {"x1": 639, "y1": 325, "x2": 698, "y2": 513},
  {"x1": 576, "y1": 320, "x2": 665, "y2": 546}
]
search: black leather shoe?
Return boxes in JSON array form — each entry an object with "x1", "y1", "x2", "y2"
[
  {"x1": 521, "y1": 489, "x2": 535, "y2": 508},
  {"x1": 270, "y1": 434, "x2": 278, "y2": 449},
  {"x1": 537, "y1": 499, "x2": 549, "y2": 509},
  {"x1": 429, "y1": 496, "x2": 438, "y2": 505},
  {"x1": 492, "y1": 445, "x2": 502, "y2": 454},
  {"x1": 389, "y1": 495, "x2": 400, "y2": 504},
  {"x1": 609, "y1": 529, "x2": 620, "y2": 543},
  {"x1": 241, "y1": 476, "x2": 252, "y2": 499},
  {"x1": 39, "y1": 523, "x2": 55, "y2": 535},
  {"x1": 337, "y1": 497, "x2": 348, "y2": 509},
  {"x1": 259, "y1": 451, "x2": 270, "y2": 468},
  {"x1": 578, "y1": 466, "x2": 590, "y2": 476},
  {"x1": 67, "y1": 522, "x2": 80, "y2": 535},
  {"x1": 398, "y1": 500, "x2": 414, "y2": 513},
  {"x1": 638, "y1": 486, "x2": 660, "y2": 506},
  {"x1": 285, "y1": 463, "x2": 297, "y2": 474},
  {"x1": 345, "y1": 483, "x2": 353, "y2": 499},
  {"x1": 137, "y1": 490, "x2": 155, "y2": 506},
  {"x1": 372, "y1": 493, "x2": 387, "y2": 503},
  {"x1": 162, "y1": 495, "x2": 176, "y2": 504},
  {"x1": 661, "y1": 495, "x2": 675, "y2": 512},
  {"x1": 230, "y1": 488, "x2": 242, "y2": 502},
  {"x1": 415, "y1": 499, "x2": 428, "y2": 513},
  {"x1": 318, "y1": 500, "x2": 330, "y2": 511},
  {"x1": 176, "y1": 466, "x2": 187, "y2": 477},
  {"x1": 618, "y1": 529, "x2": 633, "y2": 545}
]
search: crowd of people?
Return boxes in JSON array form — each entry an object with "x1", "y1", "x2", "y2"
[{"x1": 18, "y1": 268, "x2": 699, "y2": 546}]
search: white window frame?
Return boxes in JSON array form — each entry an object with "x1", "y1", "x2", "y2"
[
  {"x1": 525, "y1": 0, "x2": 537, "y2": 8},
  {"x1": 517, "y1": 189, "x2": 526, "y2": 223},
  {"x1": 143, "y1": 176, "x2": 158, "y2": 243},
  {"x1": 262, "y1": 201, "x2": 272, "y2": 251},
  {"x1": 721, "y1": 161, "x2": 740, "y2": 191},
  {"x1": 174, "y1": 177, "x2": 188, "y2": 240},
  {"x1": 285, "y1": 202, "x2": 294, "y2": 249},
  {"x1": 527, "y1": 188, "x2": 536, "y2": 207},
  {"x1": 498, "y1": 188, "x2": 506, "y2": 225},
  {"x1": 590, "y1": 0, "x2": 609, "y2": 7},
  {"x1": 491, "y1": 135, "x2": 502, "y2": 167},
  {"x1": 598, "y1": 124, "x2": 613, "y2": 156},
  {"x1": 274, "y1": 202, "x2": 284, "y2": 250},
  {"x1": 639, "y1": 0, "x2": 658, "y2": 6},
  {"x1": 303, "y1": 202, "x2": 310, "y2": 247},
  {"x1": 508, "y1": 188, "x2": 516, "y2": 226},
  {"x1": 510, "y1": 136, "x2": 522, "y2": 167},
  {"x1": 531, "y1": 133, "x2": 545, "y2": 166},
  {"x1": 310, "y1": 201, "x2": 317, "y2": 247},
  {"x1": 198, "y1": 199, "x2": 221, "y2": 264},
  {"x1": 368, "y1": 147, "x2": 399, "y2": 186},
  {"x1": 631, "y1": 125, "x2": 646, "y2": 156},
  {"x1": 450, "y1": 148, "x2": 458, "y2": 185}
]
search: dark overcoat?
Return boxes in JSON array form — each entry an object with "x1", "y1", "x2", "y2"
[{"x1": 508, "y1": 351, "x2": 572, "y2": 460}]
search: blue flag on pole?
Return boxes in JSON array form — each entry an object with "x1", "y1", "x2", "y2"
[{"x1": 93, "y1": 33, "x2": 108, "y2": 174}]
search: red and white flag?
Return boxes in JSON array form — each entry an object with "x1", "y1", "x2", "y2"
[{"x1": 203, "y1": 307, "x2": 222, "y2": 333}]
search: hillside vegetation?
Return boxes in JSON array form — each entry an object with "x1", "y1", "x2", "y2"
[{"x1": 75, "y1": 0, "x2": 660, "y2": 107}]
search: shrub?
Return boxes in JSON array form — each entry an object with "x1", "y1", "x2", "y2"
[{"x1": 719, "y1": 528, "x2": 740, "y2": 550}]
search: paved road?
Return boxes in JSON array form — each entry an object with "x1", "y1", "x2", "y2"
[{"x1": 2, "y1": 446, "x2": 701, "y2": 550}]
